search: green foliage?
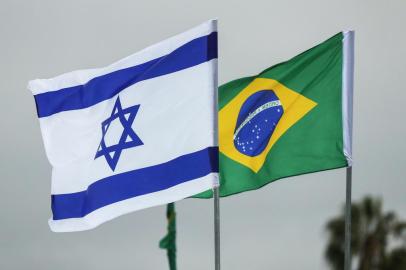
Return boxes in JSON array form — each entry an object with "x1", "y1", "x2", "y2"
[
  {"x1": 325, "y1": 196, "x2": 406, "y2": 270},
  {"x1": 382, "y1": 248, "x2": 406, "y2": 270}
]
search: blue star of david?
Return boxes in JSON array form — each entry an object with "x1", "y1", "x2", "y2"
[{"x1": 95, "y1": 96, "x2": 143, "y2": 171}]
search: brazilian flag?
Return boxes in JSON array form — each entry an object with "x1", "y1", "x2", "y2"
[
  {"x1": 196, "y1": 31, "x2": 354, "y2": 198},
  {"x1": 161, "y1": 32, "x2": 354, "y2": 269}
]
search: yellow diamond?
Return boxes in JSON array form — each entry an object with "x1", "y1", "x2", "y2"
[{"x1": 219, "y1": 78, "x2": 318, "y2": 173}]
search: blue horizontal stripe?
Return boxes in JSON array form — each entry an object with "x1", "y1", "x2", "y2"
[
  {"x1": 51, "y1": 147, "x2": 218, "y2": 220},
  {"x1": 35, "y1": 32, "x2": 218, "y2": 118}
]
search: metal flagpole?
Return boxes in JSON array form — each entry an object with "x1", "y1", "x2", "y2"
[
  {"x1": 343, "y1": 30, "x2": 354, "y2": 270},
  {"x1": 211, "y1": 19, "x2": 220, "y2": 270},
  {"x1": 214, "y1": 186, "x2": 221, "y2": 270},
  {"x1": 344, "y1": 166, "x2": 352, "y2": 270}
]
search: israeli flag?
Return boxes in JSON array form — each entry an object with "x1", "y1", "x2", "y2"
[{"x1": 28, "y1": 20, "x2": 219, "y2": 232}]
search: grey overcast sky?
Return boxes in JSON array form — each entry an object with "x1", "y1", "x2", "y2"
[{"x1": 1, "y1": 0, "x2": 405, "y2": 269}]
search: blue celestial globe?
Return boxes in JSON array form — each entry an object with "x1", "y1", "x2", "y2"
[{"x1": 234, "y1": 90, "x2": 284, "y2": 157}]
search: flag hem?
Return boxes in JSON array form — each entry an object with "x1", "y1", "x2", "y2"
[
  {"x1": 342, "y1": 31, "x2": 354, "y2": 166},
  {"x1": 211, "y1": 20, "x2": 220, "y2": 188}
]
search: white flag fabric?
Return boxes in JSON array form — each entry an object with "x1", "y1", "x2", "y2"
[{"x1": 28, "y1": 20, "x2": 219, "y2": 232}]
